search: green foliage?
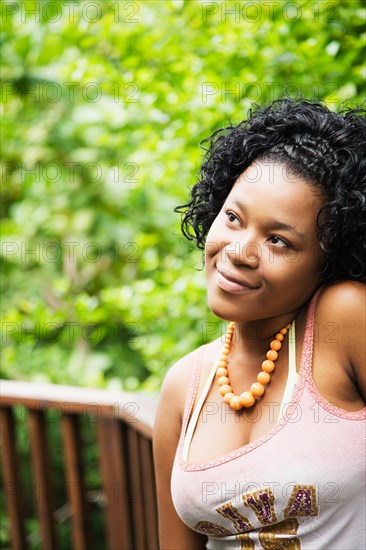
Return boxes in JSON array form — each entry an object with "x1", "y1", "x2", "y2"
[{"x1": 1, "y1": 0, "x2": 365, "y2": 393}]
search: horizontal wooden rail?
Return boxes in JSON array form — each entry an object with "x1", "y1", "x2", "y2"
[
  {"x1": 0, "y1": 380, "x2": 157, "y2": 438},
  {"x1": 0, "y1": 380, "x2": 159, "y2": 550}
]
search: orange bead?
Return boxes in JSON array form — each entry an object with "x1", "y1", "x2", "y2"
[
  {"x1": 280, "y1": 328, "x2": 288, "y2": 335},
  {"x1": 218, "y1": 376, "x2": 230, "y2": 386},
  {"x1": 217, "y1": 367, "x2": 228, "y2": 377},
  {"x1": 250, "y1": 382, "x2": 265, "y2": 397},
  {"x1": 223, "y1": 392, "x2": 235, "y2": 405},
  {"x1": 270, "y1": 340, "x2": 281, "y2": 351},
  {"x1": 219, "y1": 384, "x2": 232, "y2": 396},
  {"x1": 275, "y1": 333, "x2": 284, "y2": 341},
  {"x1": 262, "y1": 359, "x2": 275, "y2": 373},
  {"x1": 218, "y1": 360, "x2": 227, "y2": 368},
  {"x1": 221, "y1": 351, "x2": 229, "y2": 358},
  {"x1": 267, "y1": 350, "x2": 278, "y2": 361},
  {"x1": 257, "y1": 371, "x2": 271, "y2": 385},
  {"x1": 286, "y1": 324, "x2": 292, "y2": 330},
  {"x1": 240, "y1": 391, "x2": 256, "y2": 408},
  {"x1": 230, "y1": 396, "x2": 243, "y2": 411}
]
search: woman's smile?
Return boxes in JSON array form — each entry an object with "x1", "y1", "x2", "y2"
[{"x1": 216, "y1": 264, "x2": 260, "y2": 293}]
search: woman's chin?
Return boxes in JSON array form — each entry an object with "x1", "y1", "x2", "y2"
[{"x1": 207, "y1": 299, "x2": 240, "y2": 323}]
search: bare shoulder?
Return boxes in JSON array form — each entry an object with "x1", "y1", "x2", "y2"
[
  {"x1": 158, "y1": 337, "x2": 222, "y2": 424},
  {"x1": 316, "y1": 280, "x2": 365, "y2": 343},
  {"x1": 158, "y1": 344, "x2": 207, "y2": 423},
  {"x1": 157, "y1": 345, "x2": 210, "y2": 438},
  {"x1": 315, "y1": 280, "x2": 366, "y2": 403},
  {"x1": 316, "y1": 280, "x2": 365, "y2": 316}
]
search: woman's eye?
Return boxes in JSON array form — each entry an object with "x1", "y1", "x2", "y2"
[
  {"x1": 226, "y1": 211, "x2": 241, "y2": 226},
  {"x1": 268, "y1": 235, "x2": 289, "y2": 248}
]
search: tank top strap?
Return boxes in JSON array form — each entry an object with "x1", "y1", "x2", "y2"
[
  {"x1": 182, "y1": 349, "x2": 217, "y2": 461},
  {"x1": 278, "y1": 320, "x2": 297, "y2": 419},
  {"x1": 181, "y1": 345, "x2": 206, "y2": 444},
  {"x1": 300, "y1": 285, "x2": 325, "y2": 380}
]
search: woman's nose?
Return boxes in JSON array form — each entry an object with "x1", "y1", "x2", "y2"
[{"x1": 223, "y1": 238, "x2": 261, "y2": 268}]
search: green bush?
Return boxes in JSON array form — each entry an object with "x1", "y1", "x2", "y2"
[{"x1": 1, "y1": 0, "x2": 365, "y2": 389}]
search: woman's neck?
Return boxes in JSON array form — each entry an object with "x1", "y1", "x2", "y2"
[{"x1": 231, "y1": 305, "x2": 306, "y2": 360}]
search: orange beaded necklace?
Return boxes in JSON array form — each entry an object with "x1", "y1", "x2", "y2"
[{"x1": 217, "y1": 321, "x2": 292, "y2": 411}]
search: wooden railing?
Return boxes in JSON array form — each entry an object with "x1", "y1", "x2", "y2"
[{"x1": 0, "y1": 380, "x2": 159, "y2": 550}]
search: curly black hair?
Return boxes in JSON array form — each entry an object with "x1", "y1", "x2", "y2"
[{"x1": 176, "y1": 99, "x2": 366, "y2": 282}]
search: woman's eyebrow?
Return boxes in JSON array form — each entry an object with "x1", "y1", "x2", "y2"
[
  {"x1": 267, "y1": 219, "x2": 306, "y2": 242},
  {"x1": 230, "y1": 198, "x2": 306, "y2": 242}
]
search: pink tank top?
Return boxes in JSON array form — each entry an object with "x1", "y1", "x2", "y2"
[{"x1": 171, "y1": 289, "x2": 366, "y2": 549}]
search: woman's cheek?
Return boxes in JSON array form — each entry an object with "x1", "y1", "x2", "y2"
[
  {"x1": 205, "y1": 237, "x2": 220, "y2": 258},
  {"x1": 205, "y1": 220, "x2": 225, "y2": 255}
]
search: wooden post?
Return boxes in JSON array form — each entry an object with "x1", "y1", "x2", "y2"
[
  {"x1": 127, "y1": 427, "x2": 145, "y2": 549},
  {"x1": 61, "y1": 414, "x2": 90, "y2": 550},
  {"x1": 96, "y1": 417, "x2": 132, "y2": 550},
  {"x1": 139, "y1": 436, "x2": 159, "y2": 549},
  {"x1": 0, "y1": 407, "x2": 27, "y2": 550},
  {"x1": 28, "y1": 410, "x2": 57, "y2": 550}
]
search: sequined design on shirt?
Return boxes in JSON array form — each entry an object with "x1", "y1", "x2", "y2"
[
  {"x1": 243, "y1": 487, "x2": 277, "y2": 524},
  {"x1": 236, "y1": 532, "x2": 255, "y2": 549},
  {"x1": 216, "y1": 502, "x2": 253, "y2": 532},
  {"x1": 284, "y1": 485, "x2": 318, "y2": 518},
  {"x1": 194, "y1": 520, "x2": 231, "y2": 536},
  {"x1": 259, "y1": 518, "x2": 301, "y2": 549}
]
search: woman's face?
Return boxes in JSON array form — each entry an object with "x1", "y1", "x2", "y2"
[{"x1": 205, "y1": 161, "x2": 326, "y2": 324}]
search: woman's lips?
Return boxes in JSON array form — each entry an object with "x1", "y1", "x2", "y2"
[{"x1": 215, "y1": 266, "x2": 259, "y2": 293}]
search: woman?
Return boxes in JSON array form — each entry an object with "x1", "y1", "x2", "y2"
[{"x1": 153, "y1": 99, "x2": 366, "y2": 549}]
